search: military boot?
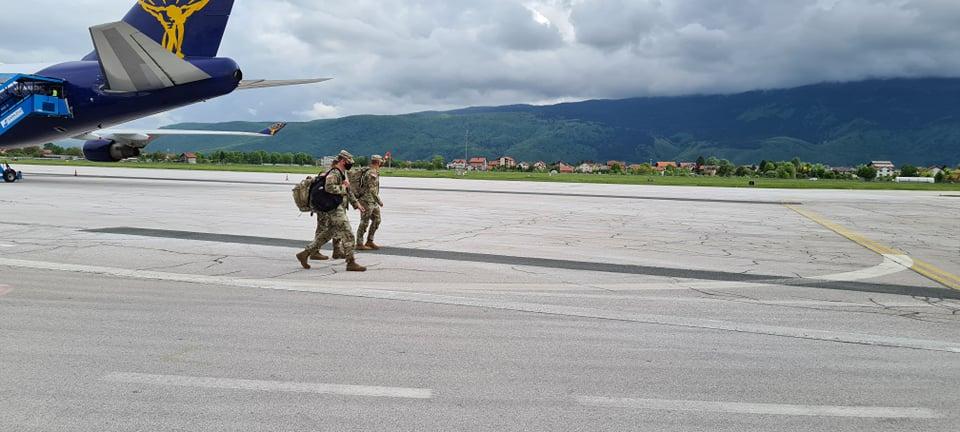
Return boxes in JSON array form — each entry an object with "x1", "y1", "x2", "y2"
[
  {"x1": 296, "y1": 251, "x2": 312, "y2": 270},
  {"x1": 346, "y1": 258, "x2": 367, "y2": 272},
  {"x1": 332, "y1": 239, "x2": 344, "y2": 259},
  {"x1": 365, "y1": 240, "x2": 381, "y2": 250},
  {"x1": 310, "y1": 252, "x2": 329, "y2": 261},
  {"x1": 355, "y1": 240, "x2": 370, "y2": 251}
]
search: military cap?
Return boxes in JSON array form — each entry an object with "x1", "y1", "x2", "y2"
[
  {"x1": 371, "y1": 154, "x2": 383, "y2": 163},
  {"x1": 337, "y1": 150, "x2": 355, "y2": 163}
]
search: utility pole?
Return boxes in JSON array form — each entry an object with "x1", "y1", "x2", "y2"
[{"x1": 463, "y1": 129, "x2": 470, "y2": 174}]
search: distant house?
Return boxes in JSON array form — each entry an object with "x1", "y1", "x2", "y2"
[
  {"x1": 179, "y1": 152, "x2": 198, "y2": 164},
  {"x1": 447, "y1": 159, "x2": 467, "y2": 170},
  {"x1": 832, "y1": 167, "x2": 855, "y2": 177},
  {"x1": 699, "y1": 165, "x2": 719, "y2": 176},
  {"x1": 468, "y1": 157, "x2": 488, "y2": 171},
  {"x1": 495, "y1": 156, "x2": 516, "y2": 168},
  {"x1": 869, "y1": 160, "x2": 896, "y2": 177},
  {"x1": 607, "y1": 160, "x2": 626, "y2": 170},
  {"x1": 558, "y1": 163, "x2": 575, "y2": 174},
  {"x1": 533, "y1": 161, "x2": 547, "y2": 171},
  {"x1": 319, "y1": 156, "x2": 337, "y2": 167},
  {"x1": 654, "y1": 161, "x2": 677, "y2": 172},
  {"x1": 488, "y1": 160, "x2": 499, "y2": 170},
  {"x1": 577, "y1": 163, "x2": 594, "y2": 173},
  {"x1": 678, "y1": 162, "x2": 697, "y2": 170},
  {"x1": 517, "y1": 162, "x2": 530, "y2": 171},
  {"x1": 928, "y1": 166, "x2": 944, "y2": 177}
]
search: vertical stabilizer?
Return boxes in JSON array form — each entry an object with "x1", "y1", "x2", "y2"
[{"x1": 84, "y1": 0, "x2": 235, "y2": 60}]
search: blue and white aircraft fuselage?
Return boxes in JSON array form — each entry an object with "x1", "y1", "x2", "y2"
[{"x1": 0, "y1": 0, "x2": 324, "y2": 161}]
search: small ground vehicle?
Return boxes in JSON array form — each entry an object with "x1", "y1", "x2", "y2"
[{"x1": 3, "y1": 164, "x2": 22, "y2": 183}]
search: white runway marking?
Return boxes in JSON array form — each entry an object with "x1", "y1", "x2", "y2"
[
  {"x1": 576, "y1": 396, "x2": 941, "y2": 419},
  {"x1": 0, "y1": 243, "x2": 14, "y2": 248},
  {"x1": 817, "y1": 254, "x2": 913, "y2": 281},
  {"x1": 2, "y1": 257, "x2": 959, "y2": 353},
  {"x1": 446, "y1": 290, "x2": 947, "y2": 307},
  {"x1": 102, "y1": 372, "x2": 432, "y2": 399}
]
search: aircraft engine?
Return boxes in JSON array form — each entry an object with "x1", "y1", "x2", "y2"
[{"x1": 82, "y1": 140, "x2": 142, "y2": 162}]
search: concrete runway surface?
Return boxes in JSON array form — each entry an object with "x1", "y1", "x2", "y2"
[{"x1": 1, "y1": 165, "x2": 959, "y2": 431}]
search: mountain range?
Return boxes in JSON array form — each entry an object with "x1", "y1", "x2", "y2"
[{"x1": 150, "y1": 78, "x2": 960, "y2": 166}]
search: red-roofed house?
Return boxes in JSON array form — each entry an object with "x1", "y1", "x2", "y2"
[
  {"x1": 654, "y1": 161, "x2": 677, "y2": 172},
  {"x1": 179, "y1": 152, "x2": 198, "y2": 164},
  {"x1": 469, "y1": 157, "x2": 488, "y2": 171}
]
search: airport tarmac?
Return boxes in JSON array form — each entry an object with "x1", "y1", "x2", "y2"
[{"x1": 2, "y1": 165, "x2": 959, "y2": 431}]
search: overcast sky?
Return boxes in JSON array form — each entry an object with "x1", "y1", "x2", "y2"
[{"x1": 2, "y1": 0, "x2": 960, "y2": 127}]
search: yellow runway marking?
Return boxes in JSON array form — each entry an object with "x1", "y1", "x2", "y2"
[{"x1": 786, "y1": 205, "x2": 960, "y2": 291}]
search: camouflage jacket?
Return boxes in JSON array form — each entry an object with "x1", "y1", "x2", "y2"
[
  {"x1": 324, "y1": 168, "x2": 359, "y2": 210},
  {"x1": 358, "y1": 169, "x2": 382, "y2": 206}
]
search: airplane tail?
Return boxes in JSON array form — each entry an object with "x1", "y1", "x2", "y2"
[{"x1": 119, "y1": 0, "x2": 235, "y2": 59}]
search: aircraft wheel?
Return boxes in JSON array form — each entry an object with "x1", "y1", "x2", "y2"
[{"x1": 3, "y1": 170, "x2": 16, "y2": 183}]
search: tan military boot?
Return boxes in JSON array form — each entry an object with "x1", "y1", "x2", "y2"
[
  {"x1": 365, "y1": 241, "x2": 381, "y2": 250},
  {"x1": 346, "y1": 258, "x2": 367, "y2": 272},
  {"x1": 355, "y1": 241, "x2": 370, "y2": 251},
  {"x1": 296, "y1": 251, "x2": 312, "y2": 269},
  {"x1": 310, "y1": 252, "x2": 329, "y2": 261}
]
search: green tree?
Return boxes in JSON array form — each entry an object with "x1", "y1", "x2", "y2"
[
  {"x1": 696, "y1": 156, "x2": 706, "y2": 167},
  {"x1": 900, "y1": 164, "x2": 919, "y2": 177},
  {"x1": 776, "y1": 164, "x2": 796, "y2": 179},
  {"x1": 717, "y1": 159, "x2": 734, "y2": 176},
  {"x1": 791, "y1": 157, "x2": 802, "y2": 170},
  {"x1": 811, "y1": 164, "x2": 827, "y2": 178},
  {"x1": 431, "y1": 155, "x2": 446, "y2": 170},
  {"x1": 856, "y1": 165, "x2": 877, "y2": 181}
]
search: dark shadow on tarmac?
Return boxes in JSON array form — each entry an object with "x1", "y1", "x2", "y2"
[{"x1": 84, "y1": 227, "x2": 959, "y2": 300}]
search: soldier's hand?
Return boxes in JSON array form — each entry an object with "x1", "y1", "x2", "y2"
[
  {"x1": 343, "y1": 178, "x2": 351, "y2": 188},
  {"x1": 357, "y1": 204, "x2": 367, "y2": 213}
]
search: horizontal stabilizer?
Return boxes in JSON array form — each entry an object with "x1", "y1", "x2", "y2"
[
  {"x1": 237, "y1": 78, "x2": 331, "y2": 90},
  {"x1": 90, "y1": 21, "x2": 211, "y2": 92}
]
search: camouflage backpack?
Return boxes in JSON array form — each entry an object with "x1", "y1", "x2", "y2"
[
  {"x1": 348, "y1": 167, "x2": 371, "y2": 196},
  {"x1": 292, "y1": 176, "x2": 315, "y2": 212}
]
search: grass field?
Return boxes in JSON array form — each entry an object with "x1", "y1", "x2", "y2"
[{"x1": 9, "y1": 158, "x2": 960, "y2": 191}]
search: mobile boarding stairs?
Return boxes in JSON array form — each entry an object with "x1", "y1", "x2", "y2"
[{"x1": 0, "y1": 74, "x2": 73, "y2": 136}]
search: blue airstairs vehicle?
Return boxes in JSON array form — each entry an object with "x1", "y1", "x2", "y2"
[
  {"x1": 0, "y1": 74, "x2": 73, "y2": 136},
  {"x1": 1, "y1": 74, "x2": 74, "y2": 183}
]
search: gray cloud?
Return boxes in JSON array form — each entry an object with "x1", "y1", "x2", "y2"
[{"x1": 2, "y1": 0, "x2": 960, "y2": 127}]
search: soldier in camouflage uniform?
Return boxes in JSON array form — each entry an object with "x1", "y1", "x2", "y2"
[
  {"x1": 355, "y1": 155, "x2": 384, "y2": 250},
  {"x1": 297, "y1": 150, "x2": 367, "y2": 272}
]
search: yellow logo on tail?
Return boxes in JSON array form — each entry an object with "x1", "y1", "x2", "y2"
[{"x1": 138, "y1": 0, "x2": 211, "y2": 58}]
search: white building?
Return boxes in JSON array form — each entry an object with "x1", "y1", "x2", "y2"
[{"x1": 869, "y1": 161, "x2": 896, "y2": 178}]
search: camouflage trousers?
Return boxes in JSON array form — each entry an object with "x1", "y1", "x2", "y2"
[
  {"x1": 305, "y1": 208, "x2": 355, "y2": 259},
  {"x1": 356, "y1": 201, "x2": 381, "y2": 244}
]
